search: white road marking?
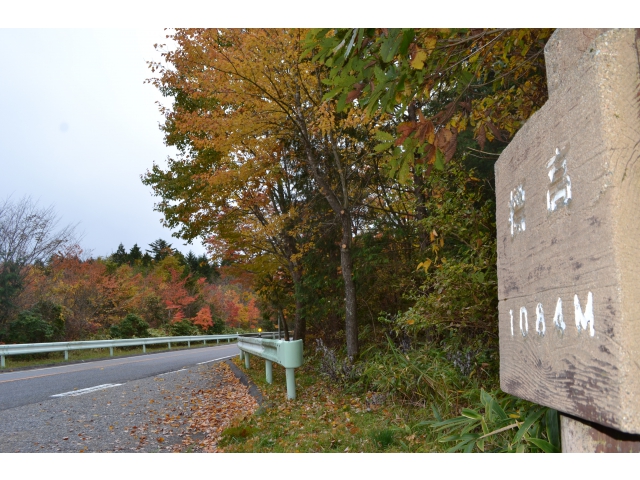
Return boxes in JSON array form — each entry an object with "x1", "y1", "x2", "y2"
[
  {"x1": 51, "y1": 383, "x2": 122, "y2": 397},
  {"x1": 197, "y1": 354, "x2": 237, "y2": 365},
  {"x1": 156, "y1": 368, "x2": 187, "y2": 376}
]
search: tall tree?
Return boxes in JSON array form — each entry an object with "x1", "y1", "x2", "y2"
[
  {"x1": 147, "y1": 239, "x2": 174, "y2": 261},
  {"x1": 147, "y1": 29, "x2": 388, "y2": 357},
  {"x1": 112, "y1": 243, "x2": 128, "y2": 265},
  {"x1": 129, "y1": 244, "x2": 143, "y2": 264}
]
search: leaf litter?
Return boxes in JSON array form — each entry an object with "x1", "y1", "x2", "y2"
[{"x1": 165, "y1": 361, "x2": 258, "y2": 452}]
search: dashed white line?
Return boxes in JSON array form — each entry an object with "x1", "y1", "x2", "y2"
[{"x1": 51, "y1": 383, "x2": 122, "y2": 397}]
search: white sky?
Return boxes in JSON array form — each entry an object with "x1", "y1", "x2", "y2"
[{"x1": 0, "y1": 28, "x2": 201, "y2": 259}]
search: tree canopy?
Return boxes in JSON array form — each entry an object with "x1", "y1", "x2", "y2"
[{"x1": 143, "y1": 28, "x2": 553, "y2": 359}]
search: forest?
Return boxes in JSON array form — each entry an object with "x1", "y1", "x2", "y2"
[
  {"x1": 1, "y1": 29, "x2": 561, "y2": 451},
  {"x1": 0, "y1": 199, "x2": 262, "y2": 345}
]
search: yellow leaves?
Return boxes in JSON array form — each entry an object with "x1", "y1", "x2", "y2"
[
  {"x1": 416, "y1": 258, "x2": 431, "y2": 272},
  {"x1": 410, "y1": 37, "x2": 435, "y2": 70},
  {"x1": 410, "y1": 50, "x2": 427, "y2": 70},
  {"x1": 422, "y1": 36, "x2": 437, "y2": 54}
]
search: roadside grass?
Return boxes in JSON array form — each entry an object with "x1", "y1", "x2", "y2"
[
  {"x1": 0, "y1": 340, "x2": 237, "y2": 370},
  {"x1": 218, "y1": 356, "x2": 444, "y2": 453}
]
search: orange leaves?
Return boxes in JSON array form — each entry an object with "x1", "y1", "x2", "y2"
[
  {"x1": 193, "y1": 306, "x2": 213, "y2": 329},
  {"x1": 394, "y1": 121, "x2": 416, "y2": 146}
]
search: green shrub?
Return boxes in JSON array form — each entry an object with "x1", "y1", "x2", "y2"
[
  {"x1": 355, "y1": 336, "x2": 460, "y2": 407},
  {"x1": 33, "y1": 300, "x2": 67, "y2": 340},
  {"x1": 5, "y1": 310, "x2": 54, "y2": 344},
  {"x1": 110, "y1": 313, "x2": 149, "y2": 339},
  {"x1": 169, "y1": 319, "x2": 198, "y2": 336}
]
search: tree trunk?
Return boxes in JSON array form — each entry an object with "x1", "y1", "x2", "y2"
[
  {"x1": 279, "y1": 309, "x2": 290, "y2": 341},
  {"x1": 291, "y1": 267, "x2": 305, "y2": 344},
  {"x1": 340, "y1": 211, "x2": 358, "y2": 358}
]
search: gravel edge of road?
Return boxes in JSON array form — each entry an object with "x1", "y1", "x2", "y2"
[{"x1": 225, "y1": 359, "x2": 263, "y2": 405}]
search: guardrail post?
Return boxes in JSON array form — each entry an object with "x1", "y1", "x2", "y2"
[
  {"x1": 109, "y1": 347, "x2": 114, "y2": 357},
  {"x1": 64, "y1": 350, "x2": 68, "y2": 360},
  {"x1": 1, "y1": 355, "x2": 5, "y2": 368},
  {"x1": 168, "y1": 342, "x2": 171, "y2": 349},
  {"x1": 204, "y1": 339, "x2": 207, "y2": 345},
  {"x1": 188, "y1": 340, "x2": 191, "y2": 348},
  {"x1": 285, "y1": 368, "x2": 296, "y2": 400},
  {"x1": 266, "y1": 360, "x2": 273, "y2": 384},
  {"x1": 143, "y1": 344, "x2": 146, "y2": 353},
  {"x1": 244, "y1": 352, "x2": 250, "y2": 369},
  {"x1": 239, "y1": 350, "x2": 244, "y2": 361}
]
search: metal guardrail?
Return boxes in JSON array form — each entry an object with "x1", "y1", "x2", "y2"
[
  {"x1": 0, "y1": 332, "x2": 280, "y2": 368},
  {"x1": 237, "y1": 335, "x2": 303, "y2": 400}
]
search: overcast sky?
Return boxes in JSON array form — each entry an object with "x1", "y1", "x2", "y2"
[{"x1": 0, "y1": 28, "x2": 205, "y2": 259}]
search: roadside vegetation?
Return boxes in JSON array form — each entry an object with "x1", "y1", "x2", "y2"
[{"x1": 218, "y1": 349, "x2": 559, "y2": 453}]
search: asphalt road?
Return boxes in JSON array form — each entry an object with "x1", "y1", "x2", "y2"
[{"x1": 0, "y1": 344, "x2": 240, "y2": 411}]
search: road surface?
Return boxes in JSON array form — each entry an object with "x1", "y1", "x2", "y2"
[{"x1": 0, "y1": 344, "x2": 239, "y2": 411}]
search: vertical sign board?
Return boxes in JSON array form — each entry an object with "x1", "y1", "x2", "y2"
[{"x1": 495, "y1": 29, "x2": 640, "y2": 434}]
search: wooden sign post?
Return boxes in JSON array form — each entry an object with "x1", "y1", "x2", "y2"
[{"x1": 495, "y1": 29, "x2": 640, "y2": 451}]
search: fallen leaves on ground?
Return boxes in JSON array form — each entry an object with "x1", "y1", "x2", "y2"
[{"x1": 171, "y1": 362, "x2": 258, "y2": 452}]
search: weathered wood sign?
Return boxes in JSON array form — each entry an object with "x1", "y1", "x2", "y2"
[{"x1": 495, "y1": 29, "x2": 640, "y2": 434}]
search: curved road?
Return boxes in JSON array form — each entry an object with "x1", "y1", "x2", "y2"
[{"x1": 0, "y1": 344, "x2": 239, "y2": 411}]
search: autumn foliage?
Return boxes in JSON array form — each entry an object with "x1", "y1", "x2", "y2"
[
  {"x1": 1, "y1": 242, "x2": 261, "y2": 343},
  {"x1": 141, "y1": 28, "x2": 552, "y2": 360}
]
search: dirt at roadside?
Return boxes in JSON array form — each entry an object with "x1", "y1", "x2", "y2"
[{"x1": 0, "y1": 360, "x2": 258, "y2": 453}]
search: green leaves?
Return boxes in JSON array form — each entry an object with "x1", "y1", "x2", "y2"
[
  {"x1": 427, "y1": 389, "x2": 561, "y2": 453},
  {"x1": 380, "y1": 29, "x2": 403, "y2": 63}
]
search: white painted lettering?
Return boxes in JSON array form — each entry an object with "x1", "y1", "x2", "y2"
[
  {"x1": 509, "y1": 185, "x2": 526, "y2": 236},
  {"x1": 510, "y1": 309, "x2": 514, "y2": 336},
  {"x1": 574, "y1": 292, "x2": 595, "y2": 336},
  {"x1": 553, "y1": 297, "x2": 566, "y2": 332},
  {"x1": 535, "y1": 303, "x2": 545, "y2": 335},
  {"x1": 546, "y1": 145, "x2": 572, "y2": 212},
  {"x1": 509, "y1": 295, "x2": 595, "y2": 340},
  {"x1": 519, "y1": 306, "x2": 528, "y2": 336}
]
